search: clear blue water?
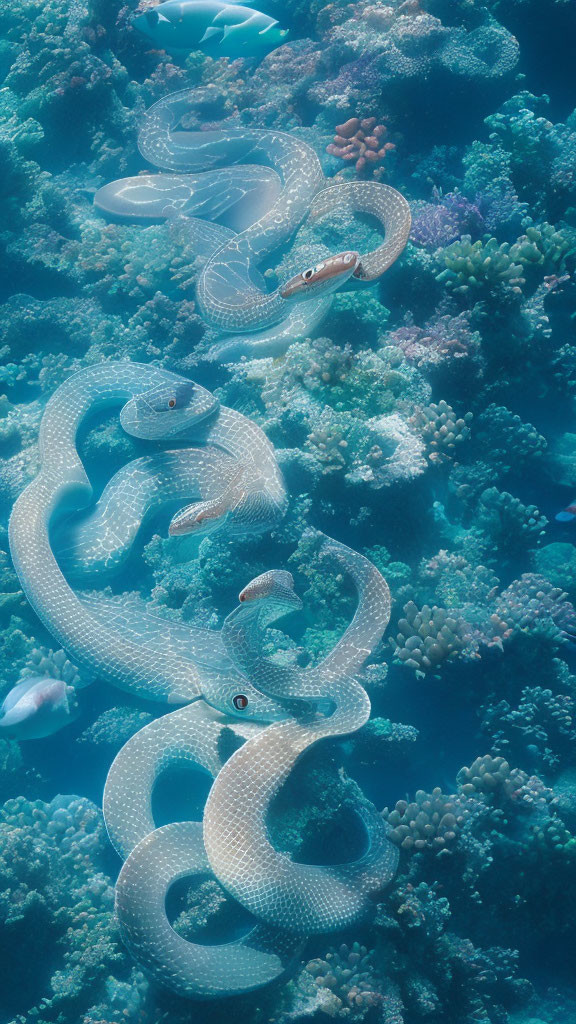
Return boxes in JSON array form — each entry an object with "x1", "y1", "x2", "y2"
[{"x1": 1, "y1": 0, "x2": 576, "y2": 1021}]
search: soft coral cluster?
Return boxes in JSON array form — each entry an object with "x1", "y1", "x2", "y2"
[
  {"x1": 326, "y1": 116, "x2": 395, "y2": 177},
  {"x1": 1, "y1": 0, "x2": 576, "y2": 1022}
]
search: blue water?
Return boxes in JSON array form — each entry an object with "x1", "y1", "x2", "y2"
[{"x1": 1, "y1": 0, "x2": 576, "y2": 1021}]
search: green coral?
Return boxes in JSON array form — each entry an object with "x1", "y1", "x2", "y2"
[
  {"x1": 477, "y1": 487, "x2": 547, "y2": 557},
  {"x1": 510, "y1": 222, "x2": 576, "y2": 278},
  {"x1": 534, "y1": 543, "x2": 576, "y2": 600},
  {"x1": 436, "y1": 234, "x2": 525, "y2": 300}
]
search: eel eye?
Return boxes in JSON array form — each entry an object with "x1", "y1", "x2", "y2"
[
  {"x1": 168, "y1": 398, "x2": 176, "y2": 409},
  {"x1": 302, "y1": 268, "x2": 314, "y2": 282},
  {"x1": 233, "y1": 694, "x2": 248, "y2": 711}
]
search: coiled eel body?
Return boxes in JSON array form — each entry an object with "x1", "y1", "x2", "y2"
[
  {"x1": 9, "y1": 362, "x2": 286, "y2": 705},
  {"x1": 9, "y1": 362, "x2": 397, "y2": 998},
  {"x1": 95, "y1": 88, "x2": 411, "y2": 356}
]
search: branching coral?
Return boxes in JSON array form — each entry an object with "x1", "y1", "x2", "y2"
[
  {"x1": 456, "y1": 755, "x2": 553, "y2": 821},
  {"x1": 419, "y1": 551, "x2": 499, "y2": 607},
  {"x1": 485, "y1": 92, "x2": 576, "y2": 217},
  {"x1": 385, "y1": 312, "x2": 484, "y2": 385},
  {"x1": 171, "y1": 877, "x2": 236, "y2": 941},
  {"x1": 436, "y1": 235, "x2": 525, "y2": 301},
  {"x1": 411, "y1": 190, "x2": 484, "y2": 249},
  {"x1": 384, "y1": 788, "x2": 473, "y2": 853},
  {"x1": 473, "y1": 404, "x2": 546, "y2": 473},
  {"x1": 462, "y1": 139, "x2": 526, "y2": 232},
  {"x1": 482, "y1": 686, "x2": 576, "y2": 774},
  {"x1": 77, "y1": 707, "x2": 154, "y2": 753},
  {"x1": 494, "y1": 574, "x2": 576, "y2": 642},
  {"x1": 304, "y1": 407, "x2": 426, "y2": 489},
  {"x1": 326, "y1": 116, "x2": 395, "y2": 177},
  {"x1": 18, "y1": 645, "x2": 92, "y2": 689},
  {"x1": 510, "y1": 222, "x2": 576, "y2": 280},
  {"x1": 477, "y1": 488, "x2": 547, "y2": 557},
  {"x1": 410, "y1": 399, "x2": 473, "y2": 462},
  {"x1": 534, "y1": 544, "x2": 576, "y2": 600},
  {"x1": 305, "y1": 942, "x2": 385, "y2": 1019},
  {"x1": 231, "y1": 337, "x2": 428, "y2": 423}
]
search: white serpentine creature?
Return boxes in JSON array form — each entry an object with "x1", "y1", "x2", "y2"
[
  {"x1": 203, "y1": 549, "x2": 397, "y2": 934},
  {"x1": 104, "y1": 537, "x2": 396, "y2": 997},
  {"x1": 94, "y1": 88, "x2": 411, "y2": 358},
  {"x1": 8, "y1": 362, "x2": 286, "y2": 707},
  {"x1": 56, "y1": 445, "x2": 273, "y2": 579},
  {"x1": 8, "y1": 360, "x2": 398, "y2": 997}
]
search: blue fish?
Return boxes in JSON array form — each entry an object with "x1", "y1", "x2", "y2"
[
  {"x1": 556, "y1": 498, "x2": 576, "y2": 523},
  {"x1": 133, "y1": 0, "x2": 288, "y2": 57}
]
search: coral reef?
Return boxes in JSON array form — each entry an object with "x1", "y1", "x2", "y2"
[
  {"x1": 391, "y1": 600, "x2": 471, "y2": 675},
  {"x1": 0, "y1": 0, "x2": 575, "y2": 1020},
  {"x1": 385, "y1": 787, "x2": 472, "y2": 852},
  {"x1": 0, "y1": 793, "x2": 130, "y2": 1022},
  {"x1": 410, "y1": 399, "x2": 473, "y2": 462},
  {"x1": 326, "y1": 116, "x2": 395, "y2": 177}
]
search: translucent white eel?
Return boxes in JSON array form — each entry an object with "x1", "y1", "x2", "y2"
[{"x1": 95, "y1": 89, "x2": 411, "y2": 355}]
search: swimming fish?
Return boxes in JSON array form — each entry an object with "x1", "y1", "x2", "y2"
[
  {"x1": 132, "y1": 0, "x2": 288, "y2": 57},
  {"x1": 0, "y1": 677, "x2": 79, "y2": 740},
  {"x1": 556, "y1": 498, "x2": 576, "y2": 523}
]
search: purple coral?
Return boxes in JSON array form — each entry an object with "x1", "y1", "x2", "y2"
[
  {"x1": 386, "y1": 313, "x2": 482, "y2": 374},
  {"x1": 410, "y1": 190, "x2": 485, "y2": 249}
]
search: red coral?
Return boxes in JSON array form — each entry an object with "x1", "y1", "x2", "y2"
[{"x1": 326, "y1": 117, "x2": 395, "y2": 176}]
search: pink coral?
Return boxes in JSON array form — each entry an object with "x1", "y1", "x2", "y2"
[{"x1": 326, "y1": 117, "x2": 395, "y2": 176}]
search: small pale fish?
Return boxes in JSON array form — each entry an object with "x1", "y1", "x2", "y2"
[
  {"x1": 0, "y1": 677, "x2": 78, "y2": 740},
  {"x1": 556, "y1": 498, "x2": 576, "y2": 523},
  {"x1": 132, "y1": 0, "x2": 288, "y2": 57}
]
